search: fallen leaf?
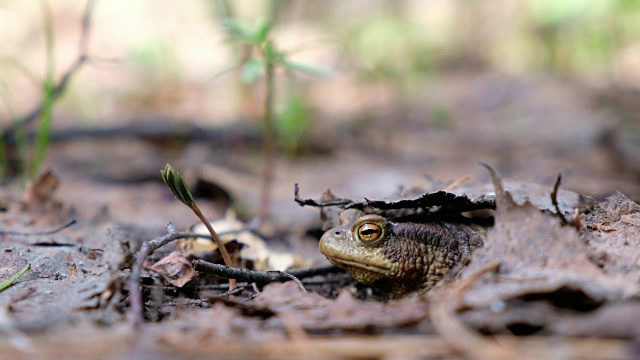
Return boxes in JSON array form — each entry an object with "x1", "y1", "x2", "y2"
[
  {"x1": 433, "y1": 166, "x2": 638, "y2": 338},
  {"x1": 21, "y1": 169, "x2": 59, "y2": 208},
  {"x1": 146, "y1": 251, "x2": 196, "y2": 287}
]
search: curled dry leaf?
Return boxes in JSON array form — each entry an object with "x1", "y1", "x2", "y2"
[
  {"x1": 432, "y1": 166, "x2": 639, "y2": 339},
  {"x1": 146, "y1": 251, "x2": 196, "y2": 287},
  {"x1": 183, "y1": 211, "x2": 311, "y2": 271}
]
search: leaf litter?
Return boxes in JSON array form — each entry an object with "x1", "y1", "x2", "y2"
[{"x1": 1, "y1": 166, "x2": 640, "y2": 359}]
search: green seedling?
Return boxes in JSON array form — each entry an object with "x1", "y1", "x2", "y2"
[
  {"x1": 0, "y1": 264, "x2": 30, "y2": 293},
  {"x1": 161, "y1": 164, "x2": 236, "y2": 289}
]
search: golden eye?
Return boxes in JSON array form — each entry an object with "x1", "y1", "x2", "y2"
[{"x1": 357, "y1": 223, "x2": 383, "y2": 242}]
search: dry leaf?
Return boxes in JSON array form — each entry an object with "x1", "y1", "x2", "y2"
[
  {"x1": 185, "y1": 211, "x2": 311, "y2": 271},
  {"x1": 146, "y1": 251, "x2": 196, "y2": 287},
  {"x1": 21, "y1": 169, "x2": 59, "y2": 208}
]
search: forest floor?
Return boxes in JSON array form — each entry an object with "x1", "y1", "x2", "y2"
[{"x1": 1, "y1": 72, "x2": 640, "y2": 359}]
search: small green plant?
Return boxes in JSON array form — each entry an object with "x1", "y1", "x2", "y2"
[
  {"x1": 0, "y1": 264, "x2": 30, "y2": 293},
  {"x1": 214, "y1": 0, "x2": 331, "y2": 222},
  {"x1": 161, "y1": 164, "x2": 234, "y2": 270}
]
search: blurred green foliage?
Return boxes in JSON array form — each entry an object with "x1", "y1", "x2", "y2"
[
  {"x1": 344, "y1": 16, "x2": 433, "y2": 82},
  {"x1": 220, "y1": 16, "x2": 332, "y2": 83},
  {"x1": 523, "y1": 0, "x2": 640, "y2": 76},
  {"x1": 216, "y1": 6, "x2": 330, "y2": 159},
  {"x1": 128, "y1": 40, "x2": 180, "y2": 81},
  {"x1": 277, "y1": 93, "x2": 312, "y2": 156}
]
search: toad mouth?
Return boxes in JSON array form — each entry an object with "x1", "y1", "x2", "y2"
[{"x1": 328, "y1": 257, "x2": 391, "y2": 273}]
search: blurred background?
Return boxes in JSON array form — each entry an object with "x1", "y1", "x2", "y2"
[{"x1": 1, "y1": 0, "x2": 639, "y2": 228}]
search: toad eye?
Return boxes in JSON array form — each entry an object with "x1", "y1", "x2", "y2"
[{"x1": 357, "y1": 223, "x2": 383, "y2": 243}]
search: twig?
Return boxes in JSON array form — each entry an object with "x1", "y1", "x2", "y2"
[
  {"x1": 194, "y1": 259, "x2": 303, "y2": 286},
  {"x1": 287, "y1": 265, "x2": 345, "y2": 279},
  {"x1": 0, "y1": 219, "x2": 76, "y2": 236},
  {"x1": 219, "y1": 286, "x2": 245, "y2": 297},
  {"x1": 194, "y1": 260, "x2": 338, "y2": 291},
  {"x1": 2, "y1": 0, "x2": 97, "y2": 138},
  {"x1": 293, "y1": 183, "x2": 353, "y2": 208},
  {"x1": 129, "y1": 223, "x2": 190, "y2": 325},
  {"x1": 195, "y1": 260, "x2": 343, "y2": 284},
  {"x1": 144, "y1": 266, "x2": 344, "y2": 293},
  {"x1": 0, "y1": 264, "x2": 31, "y2": 293},
  {"x1": 442, "y1": 175, "x2": 471, "y2": 192},
  {"x1": 266, "y1": 270, "x2": 307, "y2": 293},
  {"x1": 129, "y1": 224, "x2": 247, "y2": 324},
  {"x1": 550, "y1": 174, "x2": 569, "y2": 225}
]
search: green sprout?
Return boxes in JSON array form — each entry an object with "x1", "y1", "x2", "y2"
[
  {"x1": 0, "y1": 264, "x2": 30, "y2": 293},
  {"x1": 161, "y1": 164, "x2": 234, "y2": 274}
]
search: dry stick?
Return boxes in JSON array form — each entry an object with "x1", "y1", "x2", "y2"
[
  {"x1": 0, "y1": 218, "x2": 76, "y2": 236},
  {"x1": 550, "y1": 174, "x2": 569, "y2": 225},
  {"x1": 194, "y1": 260, "x2": 304, "y2": 286},
  {"x1": 266, "y1": 271, "x2": 306, "y2": 293},
  {"x1": 293, "y1": 183, "x2": 353, "y2": 208},
  {"x1": 194, "y1": 260, "x2": 344, "y2": 285},
  {"x1": 3, "y1": 0, "x2": 97, "y2": 137},
  {"x1": 130, "y1": 226, "x2": 246, "y2": 324},
  {"x1": 442, "y1": 175, "x2": 472, "y2": 192},
  {"x1": 129, "y1": 223, "x2": 191, "y2": 325},
  {"x1": 285, "y1": 265, "x2": 345, "y2": 279}
]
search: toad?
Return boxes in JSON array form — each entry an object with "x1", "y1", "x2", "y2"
[{"x1": 319, "y1": 209, "x2": 486, "y2": 299}]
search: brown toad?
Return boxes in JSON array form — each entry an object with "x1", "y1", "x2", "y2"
[{"x1": 319, "y1": 209, "x2": 486, "y2": 299}]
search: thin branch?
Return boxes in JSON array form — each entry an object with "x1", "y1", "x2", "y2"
[
  {"x1": 130, "y1": 224, "x2": 340, "y2": 324},
  {"x1": 129, "y1": 223, "x2": 249, "y2": 325},
  {"x1": 442, "y1": 175, "x2": 471, "y2": 192},
  {"x1": 129, "y1": 223, "x2": 189, "y2": 325},
  {"x1": 551, "y1": 174, "x2": 569, "y2": 225},
  {"x1": 0, "y1": 218, "x2": 76, "y2": 236},
  {"x1": 293, "y1": 183, "x2": 353, "y2": 208},
  {"x1": 194, "y1": 259, "x2": 296, "y2": 286},
  {"x1": 286, "y1": 265, "x2": 345, "y2": 279},
  {"x1": 194, "y1": 260, "x2": 343, "y2": 287},
  {"x1": 266, "y1": 270, "x2": 306, "y2": 292}
]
